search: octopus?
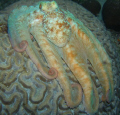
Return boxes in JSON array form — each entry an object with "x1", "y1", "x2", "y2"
[{"x1": 8, "y1": 1, "x2": 114, "y2": 114}]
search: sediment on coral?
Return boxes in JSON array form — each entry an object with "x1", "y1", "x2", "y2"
[{"x1": 0, "y1": 0, "x2": 119, "y2": 114}]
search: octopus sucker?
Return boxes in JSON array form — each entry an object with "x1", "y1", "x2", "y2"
[{"x1": 8, "y1": 1, "x2": 114, "y2": 114}]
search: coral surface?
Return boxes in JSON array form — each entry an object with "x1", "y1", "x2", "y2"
[{"x1": 0, "y1": 0, "x2": 119, "y2": 115}]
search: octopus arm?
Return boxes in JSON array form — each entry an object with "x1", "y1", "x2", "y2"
[
  {"x1": 82, "y1": 26, "x2": 114, "y2": 102},
  {"x1": 62, "y1": 35, "x2": 99, "y2": 114},
  {"x1": 8, "y1": 12, "x2": 57, "y2": 80},
  {"x1": 29, "y1": 24, "x2": 82, "y2": 107},
  {"x1": 25, "y1": 39, "x2": 58, "y2": 80},
  {"x1": 8, "y1": 15, "x2": 28, "y2": 52},
  {"x1": 66, "y1": 13, "x2": 113, "y2": 102}
]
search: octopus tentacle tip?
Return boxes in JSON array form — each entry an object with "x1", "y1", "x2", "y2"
[
  {"x1": 106, "y1": 89, "x2": 113, "y2": 102},
  {"x1": 101, "y1": 94, "x2": 106, "y2": 102},
  {"x1": 14, "y1": 40, "x2": 28, "y2": 52},
  {"x1": 48, "y1": 67, "x2": 58, "y2": 79},
  {"x1": 68, "y1": 83, "x2": 82, "y2": 108},
  {"x1": 71, "y1": 83, "x2": 82, "y2": 92},
  {"x1": 101, "y1": 89, "x2": 113, "y2": 102}
]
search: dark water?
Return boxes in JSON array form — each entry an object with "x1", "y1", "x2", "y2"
[{"x1": 0, "y1": 0, "x2": 20, "y2": 10}]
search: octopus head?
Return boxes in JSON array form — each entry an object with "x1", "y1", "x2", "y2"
[
  {"x1": 39, "y1": 1, "x2": 58, "y2": 13},
  {"x1": 40, "y1": 1, "x2": 71, "y2": 47}
]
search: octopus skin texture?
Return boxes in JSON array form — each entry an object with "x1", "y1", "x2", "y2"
[{"x1": 8, "y1": 1, "x2": 114, "y2": 114}]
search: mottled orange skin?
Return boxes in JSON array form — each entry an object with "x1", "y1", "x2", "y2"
[{"x1": 8, "y1": 1, "x2": 114, "y2": 114}]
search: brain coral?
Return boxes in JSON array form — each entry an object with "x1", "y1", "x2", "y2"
[{"x1": 0, "y1": 0, "x2": 120, "y2": 115}]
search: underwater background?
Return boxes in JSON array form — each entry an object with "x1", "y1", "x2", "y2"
[{"x1": 0, "y1": 0, "x2": 120, "y2": 114}]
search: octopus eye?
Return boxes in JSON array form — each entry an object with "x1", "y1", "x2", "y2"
[
  {"x1": 39, "y1": 4, "x2": 42, "y2": 9},
  {"x1": 51, "y1": 1, "x2": 58, "y2": 9},
  {"x1": 51, "y1": 1, "x2": 55, "y2": 5}
]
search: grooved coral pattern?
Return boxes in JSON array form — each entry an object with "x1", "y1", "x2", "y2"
[{"x1": 0, "y1": 0, "x2": 119, "y2": 115}]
